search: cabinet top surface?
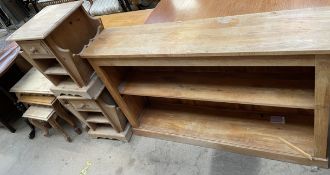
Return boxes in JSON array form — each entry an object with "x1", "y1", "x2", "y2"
[
  {"x1": 7, "y1": 1, "x2": 82, "y2": 41},
  {"x1": 10, "y1": 68, "x2": 53, "y2": 95},
  {"x1": 81, "y1": 7, "x2": 330, "y2": 58}
]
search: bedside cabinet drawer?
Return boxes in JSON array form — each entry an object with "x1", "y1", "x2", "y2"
[
  {"x1": 68, "y1": 100, "x2": 101, "y2": 112},
  {"x1": 19, "y1": 40, "x2": 55, "y2": 58}
]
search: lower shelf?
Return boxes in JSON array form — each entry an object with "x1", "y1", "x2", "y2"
[
  {"x1": 133, "y1": 103, "x2": 327, "y2": 167},
  {"x1": 86, "y1": 113, "x2": 110, "y2": 124},
  {"x1": 44, "y1": 63, "x2": 68, "y2": 75},
  {"x1": 88, "y1": 124, "x2": 132, "y2": 142}
]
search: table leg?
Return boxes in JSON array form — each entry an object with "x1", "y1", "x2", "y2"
[
  {"x1": 25, "y1": 119, "x2": 35, "y2": 139},
  {"x1": 52, "y1": 101, "x2": 82, "y2": 135},
  {"x1": 28, "y1": 118, "x2": 49, "y2": 137},
  {"x1": 48, "y1": 116, "x2": 72, "y2": 142}
]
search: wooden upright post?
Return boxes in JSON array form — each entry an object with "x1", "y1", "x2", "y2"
[
  {"x1": 314, "y1": 55, "x2": 330, "y2": 159},
  {"x1": 89, "y1": 61, "x2": 140, "y2": 127}
]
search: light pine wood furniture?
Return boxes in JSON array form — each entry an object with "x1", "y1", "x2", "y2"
[
  {"x1": 23, "y1": 105, "x2": 74, "y2": 142},
  {"x1": 81, "y1": 7, "x2": 330, "y2": 167},
  {"x1": 7, "y1": 1, "x2": 100, "y2": 87},
  {"x1": 56, "y1": 81, "x2": 131, "y2": 141},
  {"x1": 10, "y1": 68, "x2": 82, "y2": 142},
  {"x1": 145, "y1": 0, "x2": 330, "y2": 24},
  {"x1": 100, "y1": 9, "x2": 153, "y2": 28},
  {"x1": 8, "y1": 1, "x2": 131, "y2": 141}
]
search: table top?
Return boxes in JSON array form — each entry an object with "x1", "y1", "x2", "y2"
[
  {"x1": 23, "y1": 105, "x2": 55, "y2": 121},
  {"x1": 81, "y1": 7, "x2": 330, "y2": 58},
  {"x1": 10, "y1": 67, "x2": 53, "y2": 95},
  {"x1": 145, "y1": 0, "x2": 330, "y2": 23},
  {"x1": 7, "y1": 1, "x2": 82, "y2": 41}
]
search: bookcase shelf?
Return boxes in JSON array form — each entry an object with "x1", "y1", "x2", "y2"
[
  {"x1": 86, "y1": 112, "x2": 110, "y2": 124},
  {"x1": 134, "y1": 102, "x2": 314, "y2": 160},
  {"x1": 44, "y1": 63, "x2": 69, "y2": 75},
  {"x1": 119, "y1": 71, "x2": 314, "y2": 109}
]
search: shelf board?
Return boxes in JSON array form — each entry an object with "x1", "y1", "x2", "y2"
[
  {"x1": 119, "y1": 72, "x2": 314, "y2": 109},
  {"x1": 86, "y1": 113, "x2": 110, "y2": 124},
  {"x1": 88, "y1": 124, "x2": 132, "y2": 141},
  {"x1": 44, "y1": 63, "x2": 69, "y2": 75},
  {"x1": 19, "y1": 95, "x2": 55, "y2": 106},
  {"x1": 134, "y1": 103, "x2": 315, "y2": 161}
]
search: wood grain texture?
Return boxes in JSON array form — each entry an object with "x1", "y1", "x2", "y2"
[
  {"x1": 7, "y1": 1, "x2": 82, "y2": 41},
  {"x1": 88, "y1": 124, "x2": 132, "y2": 141},
  {"x1": 46, "y1": 37, "x2": 93, "y2": 87},
  {"x1": 19, "y1": 95, "x2": 55, "y2": 106},
  {"x1": 97, "y1": 91, "x2": 127, "y2": 132},
  {"x1": 135, "y1": 103, "x2": 316, "y2": 161},
  {"x1": 22, "y1": 105, "x2": 55, "y2": 121},
  {"x1": 82, "y1": 0, "x2": 330, "y2": 165},
  {"x1": 68, "y1": 99, "x2": 100, "y2": 112},
  {"x1": 58, "y1": 98, "x2": 97, "y2": 130},
  {"x1": 50, "y1": 73, "x2": 104, "y2": 99},
  {"x1": 18, "y1": 52, "x2": 64, "y2": 85},
  {"x1": 90, "y1": 55, "x2": 315, "y2": 67},
  {"x1": 119, "y1": 71, "x2": 315, "y2": 109},
  {"x1": 44, "y1": 63, "x2": 69, "y2": 75},
  {"x1": 86, "y1": 113, "x2": 110, "y2": 124},
  {"x1": 90, "y1": 64, "x2": 140, "y2": 127},
  {"x1": 314, "y1": 55, "x2": 330, "y2": 158},
  {"x1": 18, "y1": 40, "x2": 55, "y2": 59},
  {"x1": 10, "y1": 68, "x2": 53, "y2": 95},
  {"x1": 95, "y1": 91, "x2": 121, "y2": 132},
  {"x1": 81, "y1": 7, "x2": 330, "y2": 58},
  {"x1": 146, "y1": 0, "x2": 330, "y2": 23},
  {"x1": 101, "y1": 9, "x2": 153, "y2": 28}
]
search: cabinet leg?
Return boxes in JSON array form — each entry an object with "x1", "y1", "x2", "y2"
[
  {"x1": 25, "y1": 119, "x2": 35, "y2": 139},
  {"x1": 28, "y1": 118, "x2": 49, "y2": 137},
  {"x1": 53, "y1": 101, "x2": 81, "y2": 135},
  {"x1": 48, "y1": 117, "x2": 72, "y2": 142},
  {"x1": 314, "y1": 55, "x2": 330, "y2": 159}
]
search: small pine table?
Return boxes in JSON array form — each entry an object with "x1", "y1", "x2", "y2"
[{"x1": 10, "y1": 67, "x2": 81, "y2": 142}]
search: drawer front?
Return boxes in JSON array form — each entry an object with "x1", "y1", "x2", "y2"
[
  {"x1": 19, "y1": 40, "x2": 55, "y2": 58},
  {"x1": 68, "y1": 100, "x2": 100, "y2": 112}
]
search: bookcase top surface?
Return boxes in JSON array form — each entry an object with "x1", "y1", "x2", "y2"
[
  {"x1": 81, "y1": 6, "x2": 330, "y2": 58},
  {"x1": 7, "y1": 1, "x2": 82, "y2": 41}
]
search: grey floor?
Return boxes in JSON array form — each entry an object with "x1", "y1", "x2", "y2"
[{"x1": 0, "y1": 119, "x2": 329, "y2": 175}]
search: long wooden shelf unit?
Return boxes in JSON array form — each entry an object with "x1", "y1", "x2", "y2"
[{"x1": 81, "y1": 7, "x2": 330, "y2": 167}]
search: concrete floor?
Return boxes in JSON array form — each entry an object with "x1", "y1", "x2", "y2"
[{"x1": 0, "y1": 119, "x2": 329, "y2": 175}]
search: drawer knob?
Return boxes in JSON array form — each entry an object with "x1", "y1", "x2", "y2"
[{"x1": 30, "y1": 47, "x2": 38, "y2": 54}]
